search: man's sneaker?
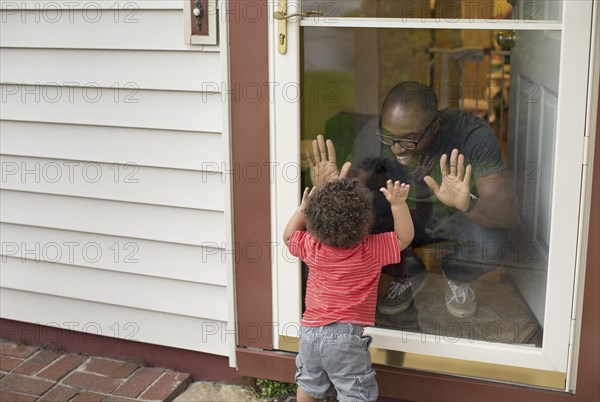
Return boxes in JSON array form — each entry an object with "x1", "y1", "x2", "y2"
[
  {"x1": 378, "y1": 272, "x2": 428, "y2": 315},
  {"x1": 445, "y1": 278, "x2": 477, "y2": 318}
]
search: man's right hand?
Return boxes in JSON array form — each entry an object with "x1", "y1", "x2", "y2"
[{"x1": 305, "y1": 134, "x2": 351, "y2": 187}]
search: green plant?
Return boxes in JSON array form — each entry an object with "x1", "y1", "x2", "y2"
[{"x1": 247, "y1": 377, "x2": 297, "y2": 399}]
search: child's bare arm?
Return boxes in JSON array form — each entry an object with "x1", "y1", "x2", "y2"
[
  {"x1": 380, "y1": 180, "x2": 415, "y2": 251},
  {"x1": 283, "y1": 187, "x2": 313, "y2": 246}
]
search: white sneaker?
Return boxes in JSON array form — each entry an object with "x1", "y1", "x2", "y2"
[
  {"x1": 377, "y1": 272, "x2": 428, "y2": 315},
  {"x1": 445, "y1": 278, "x2": 477, "y2": 318}
]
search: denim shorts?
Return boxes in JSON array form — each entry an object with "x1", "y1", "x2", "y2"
[{"x1": 295, "y1": 323, "x2": 378, "y2": 402}]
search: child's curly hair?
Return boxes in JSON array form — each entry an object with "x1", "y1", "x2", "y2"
[{"x1": 305, "y1": 178, "x2": 374, "y2": 249}]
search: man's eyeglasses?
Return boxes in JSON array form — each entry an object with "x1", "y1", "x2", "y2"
[{"x1": 377, "y1": 116, "x2": 438, "y2": 151}]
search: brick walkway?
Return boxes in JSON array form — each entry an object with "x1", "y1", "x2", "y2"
[{"x1": 0, "y1": 340, "x2": 191, "y2": 401}]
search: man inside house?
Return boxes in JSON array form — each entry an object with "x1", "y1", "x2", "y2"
[{"x1": 307, "y1": 81, "x2": 522, "y2": 319}]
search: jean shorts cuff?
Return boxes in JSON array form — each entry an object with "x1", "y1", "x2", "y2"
[{"x1": 296, "y1": 383, "x2": 330, "y2": 400}]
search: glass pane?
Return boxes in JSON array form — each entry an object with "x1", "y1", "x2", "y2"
[
  {"x1": 301, "y1": 0, "x2": 561, "y2": 22},
  {"x1": 301, "y1": 26, "x2": 561, "y2": 347}
]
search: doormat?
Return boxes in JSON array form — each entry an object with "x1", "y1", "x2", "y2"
[{"x1": 375, "y1": 272, "x2": 542, "y2": 345}]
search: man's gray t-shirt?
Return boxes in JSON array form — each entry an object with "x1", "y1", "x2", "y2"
[{"x1": 431, "y1": 108, "x2": 505, "y2": 182}]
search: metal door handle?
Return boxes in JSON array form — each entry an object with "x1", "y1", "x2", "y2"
[
  {"x1": 273, "y1": 10, "x2": 323, "y2": 20},
  {"x1": 275, "y1": 0, "x2": 323, "y2": 55}
]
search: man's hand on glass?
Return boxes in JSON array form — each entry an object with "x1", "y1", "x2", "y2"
[
  {"x1": 424, "y1": 149, "x2": 472, "y2": 212},
  {"x1": 305, "y1": 135, "x2": 352, "y2": 187}
]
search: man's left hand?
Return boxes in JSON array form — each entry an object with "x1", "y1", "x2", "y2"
[{"x1": 424, "y1": 149, "x2": 472, "y2": 212}]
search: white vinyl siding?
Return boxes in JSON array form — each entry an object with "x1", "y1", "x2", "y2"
[
  {"x1": 1, "y1": 289, "x2": 231, "y2": 356},
  {"x1": 0, "y1": 121, "x2": 224, "y2": 170},
  {"x1": 1, "y1": 224, "x2": 228, "y2": 285},
  {"x1": 0, "y1": 1, "x2": 234, "y2": 360},
  {"x1": 0, "y1": 49, "x2": 222, "y2": 91},
  {"x1": 1, "y1": 156, "x2": 225, "y2": 210},
  {"x1": 1, "y1": 191, "x2": 226, "y2": 245},
  {"x1": 0, "y1": 6, "x2": 217, "y2": 51},
  {"x1": 1, "y1": 85, "x2": 223, "y2": 132}
]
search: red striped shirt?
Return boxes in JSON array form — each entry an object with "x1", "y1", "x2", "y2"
[{"x1": 288, "y1": 231, "x2": 401, "y2": 327}]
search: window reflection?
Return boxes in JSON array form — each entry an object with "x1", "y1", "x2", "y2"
[
  {"x1": 301, "y1": 0, "x2": 559, "y2": 22},
  {"x1": 301, "y1": 26, "x2": 557, "y2": 347},
  {"x1": 302, "y1": 0, "x2": 516, "y2": 20}
]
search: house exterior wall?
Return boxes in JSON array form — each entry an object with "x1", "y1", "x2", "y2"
[
  {"x1": 0, "y1": 1, "x2": 235, "y2": 361},
  {"x1": 0, "y1": 1, "x2": 597, "y2": 399}
]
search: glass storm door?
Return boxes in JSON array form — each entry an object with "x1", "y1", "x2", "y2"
[{"x1": 269, "y1": 0, "x2": 594, "y2": 391}]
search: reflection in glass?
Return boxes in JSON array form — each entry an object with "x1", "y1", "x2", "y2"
[
  {"x1": 301, "y1": 26, "x2": 561, "y2": 347},
  {"x1": 301, "y1": 0, "x2": 561, "y2": 22}
]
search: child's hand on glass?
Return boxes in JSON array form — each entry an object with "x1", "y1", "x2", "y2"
[
  {"x1": 380, "y1": 180, "x2": 410, "y2": 206},
  {"x1": 299, "y1": 186, "x2": 316, "y2": 211}
]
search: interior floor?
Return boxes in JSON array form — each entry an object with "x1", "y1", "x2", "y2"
[{"x1": 375, "y1": 269, "x2": 543, "y2": 346}]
